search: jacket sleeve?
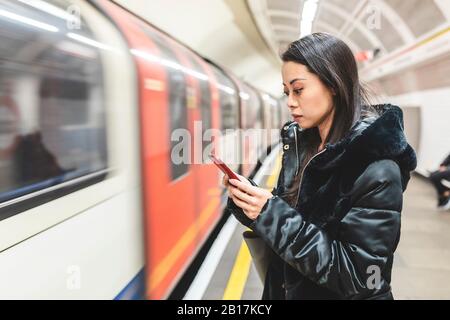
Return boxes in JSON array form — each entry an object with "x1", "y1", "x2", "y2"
[
  {"x1": 441, "y1": 153, "x2": 450, "y2": 167},
  {"x1": 251, "y1": 160, "x2": 403, "y2": 299}
]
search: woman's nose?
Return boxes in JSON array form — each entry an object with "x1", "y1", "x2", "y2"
[{"x1": 287, "y1": 94, "x2": 298, "y2": 109}]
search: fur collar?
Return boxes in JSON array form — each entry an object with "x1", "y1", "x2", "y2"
[{"x1": 290, "y1": 104, "x2": 417, "y2": 190}]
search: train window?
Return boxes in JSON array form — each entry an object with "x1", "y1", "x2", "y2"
[
  {"x1": 243, "y1": 86, "x2": 263, "y2": 130},
  {"x1": 0, "y1": 0, "x2": 107, "y2": 219},
  {"x1": 139, "y1": 26, "x2": 189, "y2": 180},
  {"x1": 257, "y1": 94, "x2": 265, "y2": 129},
  {"x1": 277, "y1": 103, "x2": 283, "y2": 129},
  {"x1": 270, "y1": 98, "x2": 280, "y2": 130},
  {"x1": 212, "y1": 67, "x2": 239, "y2": 131},
  {"x1": 185, "y1": 53, "x2": 212, "y2": 152}
]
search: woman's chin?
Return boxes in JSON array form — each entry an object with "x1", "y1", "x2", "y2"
[{"x1": 295, "y1": 118, "x2": 311, "y2": 128}]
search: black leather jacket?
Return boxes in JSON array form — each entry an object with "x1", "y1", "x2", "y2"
[
  {"x1": 441, "y1": 153, "x2": 450, "y2": 167},
  {"x1": 226, "y1": 104, "x2": 417, "y2": 300}
]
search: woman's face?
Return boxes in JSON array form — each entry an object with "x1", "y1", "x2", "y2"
[{"x1": 282, "y1": 61, "x2": 335, "y2": 129}]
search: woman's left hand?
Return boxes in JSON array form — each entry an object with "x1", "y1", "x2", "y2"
[{"x1": 228, "y1": 179, "x2": 274, "y2": 220}]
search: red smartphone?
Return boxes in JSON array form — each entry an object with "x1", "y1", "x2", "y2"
[{"x1": 209, "y1": 154, "x2": 241, "y2": 181}]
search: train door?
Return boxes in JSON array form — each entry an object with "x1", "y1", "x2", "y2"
[
  {"x1": 211, "y1": 66, "x2": 241, "y2": 176},
  {"x1": 177, "y1": 48, "x2": 223, "y2": 243},
  {"x1": 102, "y1": 4, "x2": 199, "y2": 299}
]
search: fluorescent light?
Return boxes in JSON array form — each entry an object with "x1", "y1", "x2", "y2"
[
  {"x1": 56, "y1": 40, "x2": 97, "y2": 59},
  {"x1": 302, "y1": 0, "x2": 318, "y2": 22},
  {"x1": 184, "y1": 68, "x2": 209, "y2": 81},
  {"x1": 18, "y1": 0, "x2": 75, "y2": 21},
  {"x1": 160, "y1": 57, "x2": 209, "y2": 81},
  {"x1": 160, "y1": 58, "x2": 182, "y2": 71},
  {"x1": 300, "y1": 21, "x2": 313, "y2": 38},
  {"x1": 130, "y1": 48, "x2": 209, "y2": 81},
  {"x1": 67, "y1": 32, "x2": 114, "y2": 51},
  {"x1": 240, "y1": 92, "x2": 250, "y2": 100},
  {"x1": 217, "y1": 84, "x2": 235, "y2": 95},
  {"x1": 300, "y1": 0, "x2": 319, "y2": 38},
  {"x1": 0, "y1": 8, "x2": 58, "y2": 32},
  {"x1": 130, "y1": 49, "x2": 159, "y2": 62}
]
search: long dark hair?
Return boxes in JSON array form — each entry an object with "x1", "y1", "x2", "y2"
[{"x1": 281, "y1": 32, "x2": 374, "y2": 167}]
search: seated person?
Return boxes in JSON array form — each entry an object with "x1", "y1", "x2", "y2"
[{"x1": 429, "y1": 152, "x2": 450, "y2": 210}]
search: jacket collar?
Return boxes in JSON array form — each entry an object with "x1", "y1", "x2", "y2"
[{"x1": 281, "y1": 104, "x2": 417, "y2": 189}]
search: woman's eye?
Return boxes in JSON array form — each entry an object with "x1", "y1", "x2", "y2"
[{"x1": 283, "y1": 89, "x2": 302, "y2": 96}]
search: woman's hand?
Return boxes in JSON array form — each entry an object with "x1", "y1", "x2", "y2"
[
  {"x1": 222, "y1": 173, "x2": 251, "y2": 203},
  {"x1": 222, "y1": 174, "x2": 273, "y2": 220}
]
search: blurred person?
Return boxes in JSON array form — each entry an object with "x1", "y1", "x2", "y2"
[
  {"x1": 429, "y1": 152, "x2": 450, "y2": 210},
  {"x1": 222, "y1": 33, "x2": 417, "y2": 300},
  {"x1": 13, "y1": 132, "x2": 66, "y2": 182}
]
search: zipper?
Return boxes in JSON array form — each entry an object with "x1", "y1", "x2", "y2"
[{"x1": 294, "y1": 147, "x2": 327, "y2": 208}]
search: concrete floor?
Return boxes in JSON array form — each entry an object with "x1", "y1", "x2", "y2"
[
  {"x1": 202, "y1": 174, "x2": 450, "y2": 300},
  {"x1": 391, "y1": 175, "x2": 450, "y2": 299}
]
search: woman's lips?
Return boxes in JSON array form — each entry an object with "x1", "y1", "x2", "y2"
[{"x1": 292, "y1": 115, "x2": 303, "y2": 120}]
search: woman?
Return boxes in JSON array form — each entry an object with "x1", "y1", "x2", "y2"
[{"x1": 223, "y1": 32, "x2": 417, "y2": 300}]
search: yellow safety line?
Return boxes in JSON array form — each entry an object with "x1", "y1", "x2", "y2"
[
  {"x1": 222, "y1": 152, "x2": 282, "y2": 299},
  {"x1": 222, "y1": 241, "x2": 252, "y2": 300},
  {"x1": 364, "y1": 26, "x2": 450, "y2": 73},
  {"x1": 266, "y1": 153, "x2": 282, "y2": 190},
  {"x1": 415, "y1": 26, "x2": 450, "y2": 48}
]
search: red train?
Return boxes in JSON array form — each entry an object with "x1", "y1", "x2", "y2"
[
  {"x1": 0, "y1": 0, "x2": 288, "y2": 299},
  {"x1": 101, "y1": 0, "x2": 290, "y2": 299}
]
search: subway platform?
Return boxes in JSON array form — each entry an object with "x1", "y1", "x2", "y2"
[{"x1": 186, "y1": 150, "x2": 450, "y2": 300}]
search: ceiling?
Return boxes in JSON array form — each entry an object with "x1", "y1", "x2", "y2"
[
  {"x1": 248, "y1": 0, "x2": 449, "y2": 68},
  {"x1": 113, "y1": 0, "x2": 449, "y2": 96},
  {"x1": 114, "y1": 0, "x2": 284, "y2": 95}
]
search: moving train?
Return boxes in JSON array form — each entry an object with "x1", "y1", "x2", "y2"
[{"x1": 0, "y1": 0, "x2": 288, "y2": 299}]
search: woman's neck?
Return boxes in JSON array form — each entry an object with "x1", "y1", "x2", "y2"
[{"x1": 317, "y1": 108, "x2": 335, "y2": 151}]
